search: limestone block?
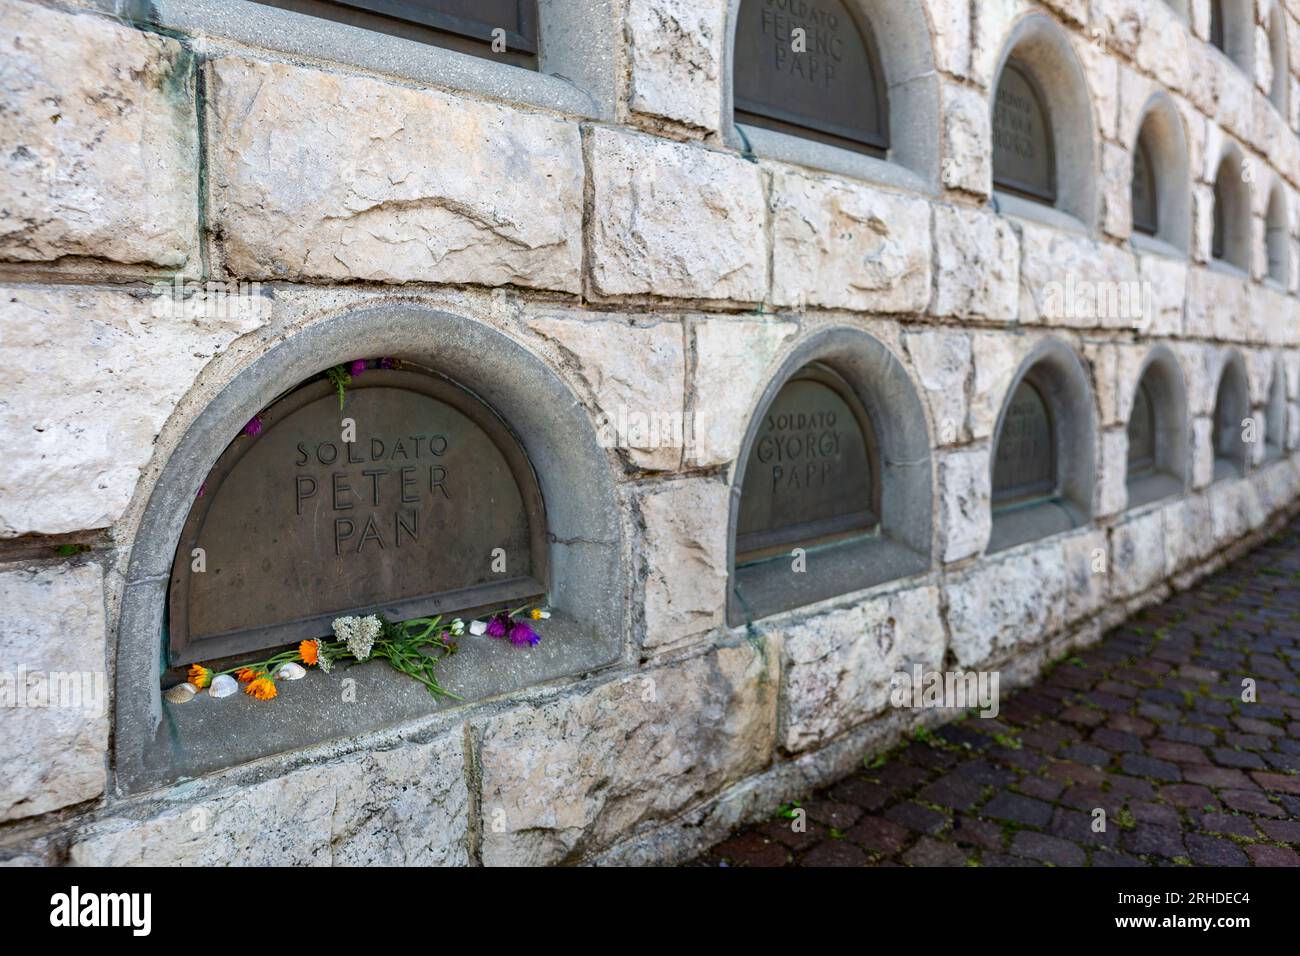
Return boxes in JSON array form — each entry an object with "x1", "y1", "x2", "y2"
[
  {"x1": 0, "y1": 285, "x2": 266, "y2": 536},
  {"x1": 932, "y1": 203, "x2": 1019, "y2": 319},
  {"x1": 626, "y1": 0, "x2": 725, "y2": 131},
  {"x1": 0, "y1": 2, "x2": 199, "y2": 270},
  {"x1": 0, "y1": 564, "x2": 107, "y2": 822},
  {"x1": 588, "y1": 127, "x2": 767, "y2": 301},
  {"x1": 779, "y1": 585, "x2": 945, "y2": 752},
  {"x1": 70, "y1": 731, "x2": 469, "y2": 865},
  {"x1": 526, "y1": 312, "x2": 685, "y2": 471},
  {"x1": 770, "y1": 169, "x2": 931, "y2": 314},
  {"x1": 638, "y1": 479, "x2": 729, "y2": 647},
  {"x1": 937, "y1": 445, "x2": 992, "y2": 563},
  {"x1": 477, "y1": 642, "x2": 778, "y2": 865},
  {"x1": 207, "y1": 57, "x2": 584, "y2": 292}
]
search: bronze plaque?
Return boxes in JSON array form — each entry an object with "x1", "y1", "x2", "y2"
[
  {"x1": 1212, "y1": 176, "x2": 1227, "y2": 260},
  {"x1": 1128, "y1": 379, "x2": 1156, "y2": 475},
  {"x1": 736, "y1": 365, "x2": 877, "y2": 562},
  {"x1": 993, "y1": 380, "x2": 1055, "y2": 504},
  {"x1": 1132, "y1": 135, "x2": 1158, "y2": 236},
  {"x1": 169, "y1": 367, "x2": 547, "y2": 665},
  {"x1": 733, "y1": 0, "x2": 887, "y2": 154},
  {"x1": 993, "y1": 61, "x2": 1055, "y2": 202}
]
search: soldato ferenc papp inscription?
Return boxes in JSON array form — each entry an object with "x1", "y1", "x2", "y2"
[
  {"x1": 732, "y1": 0, "x2": 886, "y2": 152},
  {"x1": 736, "y1": 365, "x2": 877, "y2": 562},
  {"x1": 168, "y1": 367, "x2": 546, "y2": 665}
]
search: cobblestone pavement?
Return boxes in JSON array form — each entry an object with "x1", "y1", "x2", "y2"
[{"x1": 693, "y1": 518, "x2": 1300, "y2": 867}]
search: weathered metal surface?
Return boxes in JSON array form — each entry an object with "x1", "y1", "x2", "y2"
[
  {"x1": 1128, "y1": 379, "x2": 1156, "y2": 475},
  {"x1": 993, "y1": 379, "x2": 1056, "y2": 504},
  {"x1": 169, "y1": 367, "x2": 546, "y2": 665},
  {"x1": 993, "y1": 61, "x2": 1056, "y2": 203}
]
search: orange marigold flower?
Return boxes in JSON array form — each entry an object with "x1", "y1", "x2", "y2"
[
  {"x1": 188, "y1": 664, "x2": 213, "y2": 689},
  {"x1": 299, "y1": 639, "x2": 319, "y2": 666},
  {"x1": 234, "y1": 667, "x2": 262, "y2": 684},
  {"x1": 245, "y1": 676, "x2": 277, "y2": 701}
]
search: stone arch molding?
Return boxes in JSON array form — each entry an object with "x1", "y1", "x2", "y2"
[
  {"x1": 989, "y1": 12, "x2": 1098, "y2": 230},
  {"x1": 726, "y1": 325, "x2": 933, "y2": 625},
  {"x1": 721, "y1": 0, "x2": 941, "y2": 192},
  {"x1": 987, "y1": 338, "x2": 1097, "y2": 554},
  {"x1": 114, "y1": 303, "x2": 624, "y2": 792},
  {"x1": 1124, "y1": 344, "x2": 1191, "y2": 509},
  {"x1": 1128, "y1": 91, "x2": 1192, "y2": 255}
]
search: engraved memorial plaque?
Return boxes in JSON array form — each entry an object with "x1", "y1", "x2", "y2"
[
  {"x1": 993, "y1": 380, "x2": 1056, "y2": 504},
  {"x1": 1131, "y1": 135, "x2": 1158, "y2": 236},
  {"x1": 733, "y1": 0, "x2": 887, "y2": 154},
  {"x1": 1212, "y1": 177, "x2": 1227, "y2": 260},
  {"x1": 736, "y1": 365, "x2": 878, "y2": 563},
  {"x1": 169, "y1": 367, "x2": 547, "y2": 665},
  {"x1": 254, "y1": 0, "x2": 538, "y2": 62},
  {"x1": 992, "y1": 61, "x2": 1056, "y2": 203},
  {"x1": 1128, "y1": 379, "x2": 1156, "y2": 475}
]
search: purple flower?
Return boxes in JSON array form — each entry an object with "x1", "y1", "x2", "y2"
[
  {"x1": 349, "y1": 359, "x2": 367, "y2": 378},
  {"x1": 378, "y1": 357, "x2": 397, "y2": 370},
  {"x1": 243, "y1": 416, "x2": 263, "y2": 437},
  {"x1": 508, "y1": 620, "x2": 540, "y2": 647},
  {"x1": 485, "y1": 614, "x2": 510, "y2": 639},
  {"x1": 196, "y1": 481, "x2": 206, "y2": 499}
]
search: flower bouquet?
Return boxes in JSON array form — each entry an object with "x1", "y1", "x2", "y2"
[{"x1": 170, "y1": 604, "x2": 549, "y2": 704}]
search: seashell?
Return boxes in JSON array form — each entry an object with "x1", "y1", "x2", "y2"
[
  {"x1": 208, "y1": 674, "x2": 238, "y2": 698},
  {"x1": 275, "y1": 662, "x2": 306, "y2": 681},
  {"x1": 164, "y1": 681, "x2": 197, "y2": 704}
]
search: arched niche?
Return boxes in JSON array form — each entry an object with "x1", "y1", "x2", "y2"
[
  {"x1": 723, "y1": 0, "x2": 940, "y2": 192},
  {"x1": 1125, "y1": 346, "x2": 1189, "y2": 509},
  {"x1": 114, "y1": 304, "x2": 623, "y2": 793},
  {"x1": 1268, "y1": 5, "x2": 1288, "y2": 113},
  {"x1": 1212, "y1": 144, "x2": 1251, "y2": 272},
  {"x1": 167, "y1": 362, "x2": 548, "y2": 666},
  {"x1": 1265, "y1": 356, "x2": 1287, "y2": 460},
  {"x1": 1265, "y1": 181, "x2": 1289, "y2": 286},
  {"x1": 989, "y1": 13, "x2": 1097, "y2": 229},
  {"x1": 1212, "y1": 350, "x2": 1251, "y2": 479},
  {"x1": 1129, "y1": 92, "x2": 1191, "y2": 254},
  {"x1": 1210, "y1": 0, "x2": 1253, "y2": 74},
  {"x1": 727, "y1": 327, "x2": 931, "y2": 625},
  {"x1": 988, "y1": 339, "x2": 1096, "y2": 554}
]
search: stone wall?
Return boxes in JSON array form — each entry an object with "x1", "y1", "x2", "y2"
[{"x1": 3, "y1": 0, "x2": 1300, "y2": 866}]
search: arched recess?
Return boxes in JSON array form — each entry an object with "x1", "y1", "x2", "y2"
[
  {"x1": 726, "y1": 327, "x2": 932, "y2": 625},
  {"x1": 1129, "y1": 92, "x2": 1191, "y2": 254},
  {"x1": 989, "y1": 13, "x2": 1097, "y2": 229},
  {"x1": 1212, "y1": 350, "x2": 1251, "y2": 479},
  {"x1": 1265, "y1": 356, "x2": 1287, "y2": 460},
  {"x1": 723, "y1": 0, "x2": 940, "y2": 191},
  {"x1": 1210, "y1": 0, "x2": 1254, "y2": 74},
  {"x1": 114, "y1": 304, "x2": 624, "y2": 793},
  {"x1": 988, "y1": 339, "x2": 1096, "y2": 554},
  {"x1": 1265, "y1": 180, "x2": 1289, "y2": 286},
  {"x1": 1268, "y1": 4, "x2": 1288, "y2": 113},
  {"x1": 1212, "y1": 142, "x2": 1252, "y2": 271},
  {"x1": 1125, "y1": 346, "x2": 1190, "y2": 509}
]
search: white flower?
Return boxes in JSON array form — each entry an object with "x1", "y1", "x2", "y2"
[
  {"x1": 332, "y1": 614, "x2": 381, "y2": 661},
  {"x1": 535, "y1": 609, "x2": 551, "y2": 620},
  {"x1": 469, "y1": 619, "x2": 488, "y2": 636},
  {"x1": 449, "y1": 618, "x2": 466, "y2": 637}
]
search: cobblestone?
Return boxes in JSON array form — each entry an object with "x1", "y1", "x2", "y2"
[{"x1": 694, "y1": 520, "x2": 1300, "y2": 867}]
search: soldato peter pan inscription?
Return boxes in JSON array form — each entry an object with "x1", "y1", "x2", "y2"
[
  {"x1": 168, "y1": 367, "x2": 546, "y2": 666},
  {"x1": 736, "y1": 366, "x2": 877, "y2": 562}
]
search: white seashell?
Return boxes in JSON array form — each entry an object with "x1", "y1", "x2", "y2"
[
  {"x1": 164, "y1": 682, "x2": 197, "y2": 704},
  {"x1": 276, "y1": 662, "x2": 306, "y2": 681},
  {"x1": 208, "y1": 674, "x2": 238, "y2": 698}
]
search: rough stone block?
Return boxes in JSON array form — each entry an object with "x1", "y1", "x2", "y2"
[
  {"x1": 626, "y1": 0, "x2": 725, "y2": 131},
  {"x1": 639, "y1": 479, "x2": 729, "y2": 647},
  {"x1": 932, "y1": 203, "x2": 1019, "y2": 319}
]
